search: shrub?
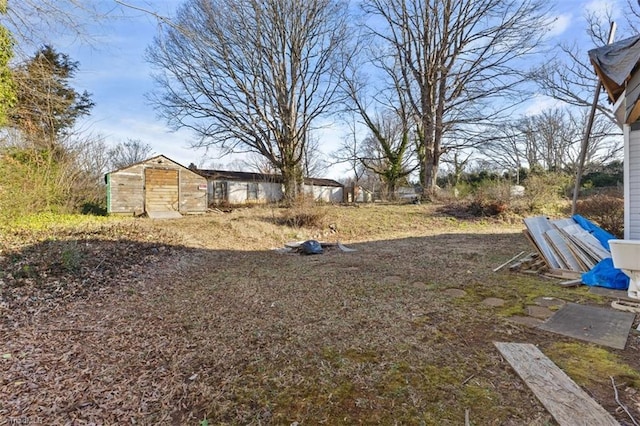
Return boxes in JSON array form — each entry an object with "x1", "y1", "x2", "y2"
[
  {"x1": 466, "y1": 180, "x2": 512, "y2": 217},
  {"x1": 278, "y1": 196, "x2": 327, "y2": 228},
  {"x1": 518, "y1": 173, "x2": 572, "y2": 215},
  {"x1": 575, "y1": 191, "x2": 624, "y2": 238}
]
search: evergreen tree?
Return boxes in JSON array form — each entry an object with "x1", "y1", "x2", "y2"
[
  {"x1": 10, "y1": 45, "x2": 94, "y2": 151},
  {"x1": 0, "y1": 0, "x2": 16, "y2": 125}
]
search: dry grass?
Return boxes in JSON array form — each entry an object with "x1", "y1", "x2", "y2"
[{"x1": 1, "y1": 204, "x2": 639, "y2": 424}]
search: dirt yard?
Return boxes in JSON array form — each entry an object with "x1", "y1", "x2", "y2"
[{"x1": 1, "y1": 204, "x2": 640, "y2": 425}]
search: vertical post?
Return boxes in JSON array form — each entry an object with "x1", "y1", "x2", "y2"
[{"x1": 571, "y1": 21, "x2": 617, "y2": 215}]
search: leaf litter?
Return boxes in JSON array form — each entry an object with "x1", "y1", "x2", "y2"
[{"x1": 1, "y1": 205, "x2": 639, "y2": 424}]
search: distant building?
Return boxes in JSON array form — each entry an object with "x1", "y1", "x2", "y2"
[{"x1": 196, "y1": 169, "x2": 344, "y2": 205}]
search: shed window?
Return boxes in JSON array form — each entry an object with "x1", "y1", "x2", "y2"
[
  {"x1": 214, "y1": 181, "x2": 227, "y2": 200},
  {"x1": 247, "y1": 182, "x2": 259, "y2": 200}
]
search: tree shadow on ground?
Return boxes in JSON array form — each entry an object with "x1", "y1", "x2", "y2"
[{"x1": 1, "y1": 230, "x2": 638, "y2": 425}]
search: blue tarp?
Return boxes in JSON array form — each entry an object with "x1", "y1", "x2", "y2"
[
  {"x1": 573, "y1": 214, "x2": 629, "y2": 289},
  {"x1": 572, "y1": 214, "x2": 616, "y2": 250},
  {"x1": 581, "y1": 258, "x2": 629, "y2": 290}
]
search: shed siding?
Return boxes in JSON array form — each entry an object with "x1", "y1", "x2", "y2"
[
  {"x1": 107, "y1": 155, "x2": 207, "y2": 215},
  {"x1": 630, "y1": 127, "x2": 640, "y2": 238},
  {"x1": 179, "y1": 169, "x2": 208, "y2": 212},
  {"x1": 304, "y1": 184, "x2": 343, "y2": 202},
  {"x1": 145, "y1": 168, "x2": 179, "y2": 212},
  {"x1": 108, "y1": 166, "x2": 145, "y2": 215},
  {"x1": 213, "y1": 180, "x2": 283, "y2": 204}
]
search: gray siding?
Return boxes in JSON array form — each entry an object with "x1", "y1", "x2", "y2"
[
  {"x1": 107, "y1": 156, "x2": 207, "y2": 215},
  {"x1": 108, "y1": 166, "x2": 145, "y2": 215}
]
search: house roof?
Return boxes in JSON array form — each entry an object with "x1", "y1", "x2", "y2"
[
  {"x1": 196, "y1": 169, "x2": 343, "y2": 187},
  {"x1": 106, "y1": 154, "x2": 191, "y2": 175},
  {"x1": 589, "y1": 34, "x2": 640, "y2": 103}
]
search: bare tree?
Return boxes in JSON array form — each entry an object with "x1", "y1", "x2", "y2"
[
  {"x1": 146, "y1": 0, "x2": 350, "y2": 203},
  {"x1": 530, "y1": 6, "x2": 618, "y2": 123},
  {"x1": 483, "y1": 108, "x2": 621, "y2": 175},
  {"x1": 240, "y1": 153, "x2": 278, "y2": 175},
  {"x1": 2, "y1": 0, "x2": 109, "y2": 55},
  {"x1": 301, "y1": 135, "x2": 328, "y2": 178},
  {"x1": 340, "y1": 33, "x2": 418, "y2": 198},
  {"x1": 439, "y1": 150, "x2": 473, "y2": 187},
  {"x1": 362, "y1": 0, "x2": 552, "y2": 197},
  {"x1": 108, "y1": 138, "x2": 153, "y2": 169},
  {"x1": 332, "y1": 115, "x2": 366, "y2": 185},
  {"x1": 357, "y1": 111, "x2": 416, "y2": 198}
]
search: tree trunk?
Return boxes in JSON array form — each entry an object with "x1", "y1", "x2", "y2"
[{"x1": 281, "y1": 162, "x2": 303, "y2": 205}]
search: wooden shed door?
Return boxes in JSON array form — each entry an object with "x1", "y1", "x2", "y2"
[{"x1": 145, "y1": 168, "x2": 179, "y2": 212}]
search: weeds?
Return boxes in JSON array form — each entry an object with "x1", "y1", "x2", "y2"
[
  {"x1": 61, "y1": 241, "x2": 82, "y2": 272},
  {"x1": 575, "y1": 191, "x2": 624, "y2": 237},
  {"x1": 278, "y1": 198, "x2": 327, "y2": 228}
]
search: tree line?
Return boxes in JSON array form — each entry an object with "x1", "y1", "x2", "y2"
[
  {"x1": 147, "y1": 0, "x2": 629, "y2": 201},
  {"x1": 0, "y1": 0, "x2": 635, "y2": 216}
]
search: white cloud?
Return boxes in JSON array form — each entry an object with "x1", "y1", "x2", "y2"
[
  {"x1": 584, "y1": 0, "x2": 621, "y2": 20},
  {"x1": 547, "y1": 13, "x2": 572, "y2": 38},
  {"x1": 523, "y1": 95, "x2": 562, "y2": 116}
]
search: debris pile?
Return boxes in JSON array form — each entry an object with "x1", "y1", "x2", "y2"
[
  {"x1": 508, "y1": 253, "x2": 547, "y2": 274},
  {"x1": 274, "y1": 240, "x2": 357, "y2": 255},
  {"x1": 521, "y1": 216, "x2": 611, "y2": 279}
]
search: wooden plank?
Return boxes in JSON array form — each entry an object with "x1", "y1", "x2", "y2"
[
  {"x1": 560, "y1": 224, "x2": 610, "y2": 260},
  {"x1": 522, "y1": 231, "x2": 548, "y2": 269},
  {"x1": 523, "y1": 217, "x2": 561, "y2": 269},
  {"x1": 494, "y1": 342, "x2": 619, "y2": 426},
  {"x1": 546, "y1": 268, "x2": 582, "y2": 280},
  {"x1": 145, "y1": 168, "x2": 179, "y2": 212},
  {"x1": 544, "y1": 229, "x2": 583, "y2": 271},
  {"x1": 543, "y1": 232, "x2": 569, "y2": 270},
  {"x1": 550, "y1": 218, "x2": 576, "y2": 230},
  {"x1": 557, "y1": 278, "x2": 583, "y2": 287}
]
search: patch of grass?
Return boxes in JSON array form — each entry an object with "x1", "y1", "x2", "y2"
[
  {"x1": 546, "y1": 342, "x2": 640, "y2": 388},
  {"x1": 0, "y1": 212, "x2": 114, "y2": 233},
  {"x1": 61, "y1": 241, "x2": 82, "y2": 272},
  {"x1": 457, "y1": 274, "x2": 604, "y2": 318}
]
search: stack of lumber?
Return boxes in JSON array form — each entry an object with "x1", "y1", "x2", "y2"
[
  {"x1": 523, "y1": 216, "x2": 611, "y2": 278},
  {"x1": 508, "y1": 253, "x2": 547, "y2": 274}
]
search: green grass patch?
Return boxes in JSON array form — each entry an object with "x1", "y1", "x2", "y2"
[
  {"x1": 0, "y1": 212, "x2": 115, "y2": 233},
  {"x1": 546, "y1": 342, "x2": 640, "y2": 388}
]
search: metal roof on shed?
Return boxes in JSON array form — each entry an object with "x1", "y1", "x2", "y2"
[{"x1": 197, "y1": 169, "x2": 343, "y2": 187}]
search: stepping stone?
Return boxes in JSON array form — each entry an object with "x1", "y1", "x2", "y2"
[
  {"x1": 509, "y1": 316, "x2": 544, "y2": 327},
  {"x1": 482, "y1": 297, "x2": 505, "y2": 307},
  {"x1": 534, "y1": 297, "x2": 566, "y2": 308},
  {"x1": 527, "y1": 305, "x2": 554, "y2": 320},
  {"x1": 443, "y1": 288, "x2": 467, "y2": 298}
]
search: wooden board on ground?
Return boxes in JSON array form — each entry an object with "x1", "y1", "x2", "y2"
[
  {"x1": 494, "y1": 342, "x2": 619, "y2": 426},
  {"x1": 546, "y1": 268, "x2": 582, "y2": 280}
]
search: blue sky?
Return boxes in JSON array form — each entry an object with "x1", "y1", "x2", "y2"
[{"x1": 44, "y1": 0, "x2": 621, "y2": 178}]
